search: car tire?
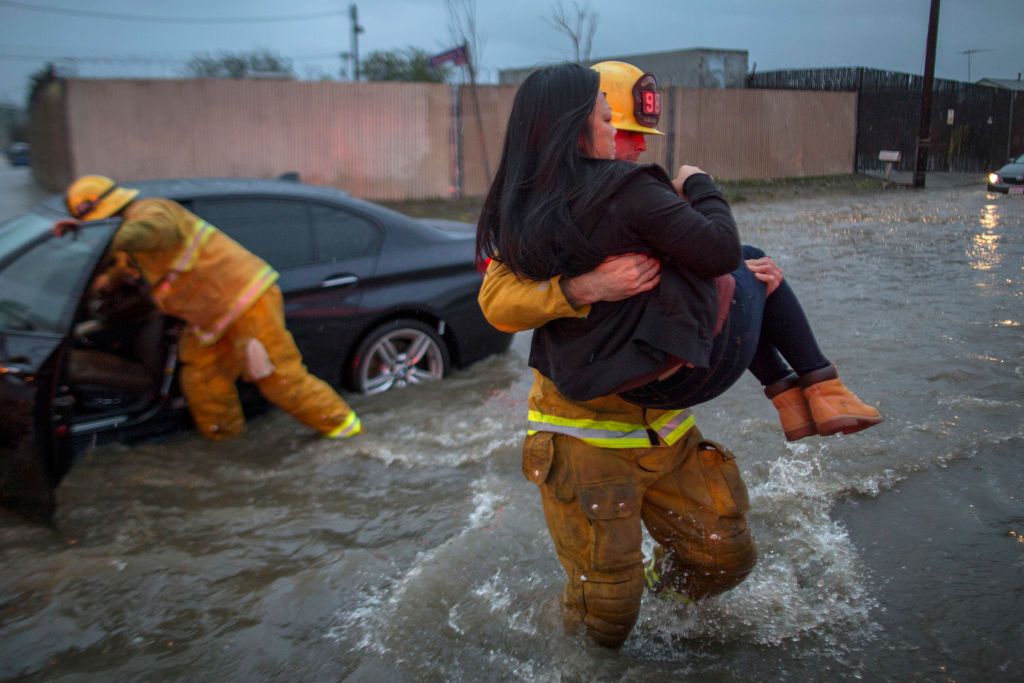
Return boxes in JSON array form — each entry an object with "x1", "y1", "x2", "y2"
[{"x1": 349, "y1": 319, "x2": 450, "y2": 395}]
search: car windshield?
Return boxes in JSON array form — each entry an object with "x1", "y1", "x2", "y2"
[
  {"x1": 1015, "y1": 154, "x2": 1024, "y2": 164},
  {"x1": 0, "y1": 217, "x2": 113, "y2": 334}
]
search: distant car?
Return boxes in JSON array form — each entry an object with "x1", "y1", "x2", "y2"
[
  {"x1": 0, "y1": 177, "x2": 511, "y2": 521},
  {"x1": 987, "y1": 153, "x2": 1024, "y2": 194},
  {"x1": 5, "y1": 142, "x2": 29, "y2": 166}
]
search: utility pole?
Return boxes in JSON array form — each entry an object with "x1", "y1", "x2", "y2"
[
  {"x1": 349, "y1": 4, "x2": 364, "y2": 81},
  {"x1": 958, "y1": 48, "x2": 991, "y2": 83},
  {"x1": 913, "y1": 0, "x2": 941, "y2": 189},
  {"x1": 462, "y1": 44, "x2": 491, "y2": 184}
]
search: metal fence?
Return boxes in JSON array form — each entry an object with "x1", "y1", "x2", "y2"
[
  {"x1": 748, "y1": 67, "x2": 1023, "y2": 173},
  {"x1": 666, "y1": 88, "x2": 856, "y2": 179},
  {"x1": 460, "y1": 85, "x2": 856, "y2": 184},
  {"x1": 32, "y1": 79, "x2": 454, "y2": 200},
  {"x1": 458, "y1": 84, "x2": 517, "y2": 198},
  {"x1": 32, "y1": 77, "x2": 859, "y2": 199}
]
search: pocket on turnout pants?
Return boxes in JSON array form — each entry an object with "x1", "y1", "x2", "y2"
[
  {"x1": 697, "y1": 439, "x2": 751, "y2": 518},
  {"x1": 578, "y1": 482, "x2": 642, "y2": 572},
  {"x1": 523, "y1": 432, "x2": 555, "y2": 485}
]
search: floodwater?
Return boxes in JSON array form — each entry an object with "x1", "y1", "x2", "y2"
[{"x1": 1, "y1": 166, "x2": 1022, "y2": 681}]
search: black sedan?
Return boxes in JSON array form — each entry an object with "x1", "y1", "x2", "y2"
[
  {"x1": 987, "y1": 153, "x2": 1024, "y2": 194},
  {"x1": 0, "y1": 177, "x2": 511, "y2": 521}
]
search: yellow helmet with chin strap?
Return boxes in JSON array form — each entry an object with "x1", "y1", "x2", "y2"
[
  {"x1": 590, "y1": 61, "x2": 664, "y2": 136},
  {"x1": 65, "y1": 175, "x2": 139, "y2": 220}
]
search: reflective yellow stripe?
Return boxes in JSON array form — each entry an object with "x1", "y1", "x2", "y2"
[
  {"x1": 659, "y1": 412, "x2": 695, "y2": 444},
  {"x1": 526, "y1": 429, "x2": 659, "y2": 449},
  {"x1": 648, "y1": 410, "x2": 678, "y2": 432},
  {"x1": 526, "y1": 407, "x2": 694, "y2": 449},
  {"x1": 527, "y1": 410, "x2": 652, "y2": 434},
  {"x1": 193, "y1": 265, "x2": 279, "y2": 346},
  {"x1": 154, "y1": 220, "x2": 215, "y2": 297},
  {"x1": 326, "y1": 411, "x2": 361, "y2": 438},
  {"x1": 173, "y1": 220, "x2": 214, "y2": 272}
]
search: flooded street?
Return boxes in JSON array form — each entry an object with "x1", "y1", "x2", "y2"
[{"x1": 2, "y1": 166, "x2": 1022, "y2": 681}]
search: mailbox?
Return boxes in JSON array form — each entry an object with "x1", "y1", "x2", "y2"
[{"x1": 878, "y1": 150, "x2": 901, "y2": 187}]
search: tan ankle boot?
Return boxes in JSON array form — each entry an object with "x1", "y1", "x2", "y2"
[
  {"x1": 770, "y1": 386, "x2": 817, "y2": 441},
  {"x1": 765, "y1": 374, "x2": 816, "y2": 441},
  {"x1": 801, "y1": 367, "x2": 883, "y2": 436}
]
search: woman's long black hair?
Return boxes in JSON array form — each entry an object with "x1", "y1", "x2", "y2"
[{"x1": 475, "y1": 62, "x2": 633, "y2": 280}]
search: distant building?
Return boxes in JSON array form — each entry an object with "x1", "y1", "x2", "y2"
[
  {"x1": 498, "y1": 48, "x2": 749, "y2": 88},
  {"x1": 977, "y1": 76, "x2": 1024, "y2": 91}
]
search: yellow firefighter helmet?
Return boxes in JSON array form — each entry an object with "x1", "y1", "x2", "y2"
[
  {"x1": 591, "y1": 61, "x2": 664, "y2": 136},
  {"x1": 65, "y1": 175, "x2": 139, "y2": 220}
]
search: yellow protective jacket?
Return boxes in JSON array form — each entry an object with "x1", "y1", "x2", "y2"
[
  {"x1": 478, "y1": 259, "x2": 694, "y2": 448},
  {"x1": 112, "y1": 198, "x2": 279, "y2": 346}
]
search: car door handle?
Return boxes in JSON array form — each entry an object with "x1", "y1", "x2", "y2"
[{"x1": 321, "y1": 275, "x2": 359, "y2": 288}]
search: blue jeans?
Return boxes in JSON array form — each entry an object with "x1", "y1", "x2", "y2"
[{"x1": 619, "y1": 246, "x2": 829, "y2": 410}]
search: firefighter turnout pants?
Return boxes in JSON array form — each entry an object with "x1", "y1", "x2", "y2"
[
  {"x1": 178, "y1": 285, "x2": 356, "y2": 440},
  {"x1": 522, "y1": 426, "x2": 757, "y2": 648}
]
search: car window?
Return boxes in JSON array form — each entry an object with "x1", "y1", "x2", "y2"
[
  {"x1": 310, "y1": 204, "x2": 383, "y2": 262},
  {"x1": 195, "y1": 199, "x2": 314, "y2": 270},
  {"x1": 0, "y1": 227, "x2": 112, "y2": 334}
]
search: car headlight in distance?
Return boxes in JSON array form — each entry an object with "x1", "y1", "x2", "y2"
[{"x1": 988, "y1": 172, "x2": 1001, "y2": 184}]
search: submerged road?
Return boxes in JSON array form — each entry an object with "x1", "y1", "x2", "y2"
[{"x1": 1, "y1": 166, "x2": 1021, "y2": 681}]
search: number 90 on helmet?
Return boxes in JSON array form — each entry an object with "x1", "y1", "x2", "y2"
[{"x1": 590, "y1": 61, "x2": 664, "y2": 136}]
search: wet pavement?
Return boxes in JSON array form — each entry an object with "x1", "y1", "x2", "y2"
[
  {"x1": 862, "y1": 169, "x2": 985, "y2": 190},
  {"x1": 1, "y1": 165, "x2": 1022, "y2": 681},
  {"x1": 0, "y1": 165, "x2": 48, "y2": 218}
]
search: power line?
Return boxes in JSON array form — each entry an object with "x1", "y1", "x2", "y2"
[
  {"x1": 0, "y1": 52, "x2": 182, "y2": 64},
  {"x1": 0, "y1": 53, "x2": 66, "y2": 62},
  {"x1": 0, "y1": 0, "x2": 345, "y2": 24},
  {"x1": 0, "y1": 51, "x2": 342, "y2": 64}
]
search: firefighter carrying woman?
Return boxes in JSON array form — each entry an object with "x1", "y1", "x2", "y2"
[
  {"x1": 54, "y1": 179, "x2": 361, "y2": 441},
  {"x1": 477, "y1": 61, "x2": 882, "y2": 648}
]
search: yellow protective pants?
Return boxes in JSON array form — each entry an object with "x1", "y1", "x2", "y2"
[
  {"x1": 178, "y1": 285, "x2": 356, "y2": 440},
  {"x1": 522, "y1": 426, "x2": 757, "y2": 648}
]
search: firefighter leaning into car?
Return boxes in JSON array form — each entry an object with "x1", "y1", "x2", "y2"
[
  {"x1": 477, "y1": 61, "x2": 757, "y2": 648},
  {"x1": 57, "y1": 175, "x2": 361, "y2": 441}
]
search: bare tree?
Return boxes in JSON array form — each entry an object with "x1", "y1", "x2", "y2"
[
  {"x1": 547, "y1": 1, "x2": 598, "y2": 63},
  {"x1": 446, "y1": 0, "x2": 486, "y2": 78},
  {"x1": 447, "y1": 0, "x2": 492, "y2": 184}
]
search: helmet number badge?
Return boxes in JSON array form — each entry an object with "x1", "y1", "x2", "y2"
[{"x1": 633, "y1": 73, "x2": 661, "y2": 128}]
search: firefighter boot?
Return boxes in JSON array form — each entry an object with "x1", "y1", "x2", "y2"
[
  {"x1": 800, "y1": 365, "x2": 883, "y2": 437},
  {"x1": 643, "y1": 545, "x2": 693, "y2": 605},
  {"x1": 325, "y1": 411, "x2": 362, "y2": 439},
  {"x1": 765, "y1": 373, "x2": 817, "y2": 442}
]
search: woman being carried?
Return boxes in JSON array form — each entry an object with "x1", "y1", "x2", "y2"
[{"x1": 476, "y1": 63, "x2": 882, "y2": 441}]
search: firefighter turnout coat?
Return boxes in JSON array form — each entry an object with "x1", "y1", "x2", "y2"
[{"x1": 110, "y1": 198, "x2": 358, "y2": 440}]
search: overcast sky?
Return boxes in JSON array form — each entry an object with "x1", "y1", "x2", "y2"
[{"x1": 2, "y1": 0, "x2": 1022, "y2": 104}]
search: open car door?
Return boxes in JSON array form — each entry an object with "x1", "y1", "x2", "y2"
[{"x1": 0, "y1": 216, "x2": 119, "y2": 522}]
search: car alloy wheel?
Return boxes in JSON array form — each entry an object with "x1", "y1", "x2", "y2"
[{"x1": 352, "y1": 319, "x2": 449, "y2": 395}]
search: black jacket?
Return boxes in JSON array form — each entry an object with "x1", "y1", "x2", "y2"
[{"x1": 529, "y1": 163, "x2": 741, "y2": 401}]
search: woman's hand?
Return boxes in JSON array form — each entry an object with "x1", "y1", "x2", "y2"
[
  {"x1": 745, "y1": 256, "x2": 784, "y2": 296},
  {"x1": 671, "y1": 165, "x2": 707, "y2": 197},
  {"x1": 560, "y1": 253, "x2": 661, "y2": 306}
]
